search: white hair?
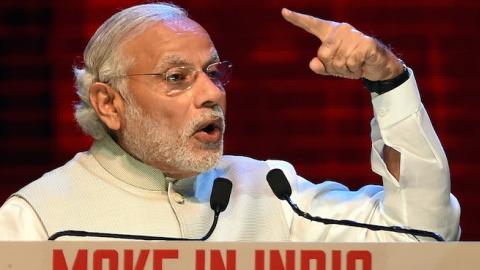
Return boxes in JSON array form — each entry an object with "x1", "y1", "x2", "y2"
[{"x1": 73, "y1": 3, "x2": 188, "y2": 139}]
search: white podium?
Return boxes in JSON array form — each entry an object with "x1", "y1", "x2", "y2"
[{"x1": 0, "y1": 241, "x2": 478, "y2": 269}]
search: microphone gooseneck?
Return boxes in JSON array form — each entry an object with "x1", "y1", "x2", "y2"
[
  {"x1": 266, "y1": 168, "x2": 445, "y2": 242},
  {"x1": 49, "y1": 177, "x2": 233, "y2": 241},
  {"x1": 201, "y1": 177, "x2": 233, "y2": 240}
]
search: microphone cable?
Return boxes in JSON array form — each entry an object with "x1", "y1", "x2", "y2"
[{"x1": 266, "y1": 168, "x2": 445, "y2": 241}]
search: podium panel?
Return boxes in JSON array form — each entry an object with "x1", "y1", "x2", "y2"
[{"x1": 0, "y1": 242, "x2": 478, "y2": 270}]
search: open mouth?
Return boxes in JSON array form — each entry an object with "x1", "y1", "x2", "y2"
[
  {"x1": 201, "y1": 123, "x2": 218, "y2": 133},
  {"x1": 193, "y1": 118, "x2": 223, "y2": 144}
]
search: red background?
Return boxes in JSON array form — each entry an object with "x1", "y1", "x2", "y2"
[{"x1": 1, "y1": 0, "x2": 479, "y2": 240}]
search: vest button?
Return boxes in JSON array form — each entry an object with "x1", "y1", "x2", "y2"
[{"x1": 172, "y1": 192, "x2": 184, "y2": 204}]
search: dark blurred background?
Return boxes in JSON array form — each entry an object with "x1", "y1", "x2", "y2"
[{"x1": 1, "y1": 0, "x2": 479, "y2": 240}]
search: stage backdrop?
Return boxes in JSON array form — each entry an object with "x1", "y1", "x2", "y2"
[{"x1": 0, "y1": 0, "x2": 479, "y2": 240}]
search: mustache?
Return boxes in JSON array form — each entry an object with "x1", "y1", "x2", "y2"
[{"x1": 185, "y1": 106, "x2": 225, "y2": 136}]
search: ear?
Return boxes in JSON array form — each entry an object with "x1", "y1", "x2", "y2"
[{"x1": 89, "y1": 82, "x2": 125, "y2": 131}]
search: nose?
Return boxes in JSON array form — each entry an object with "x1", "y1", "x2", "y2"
[{"x1": 192, "y1": 72, "x2": 226, "y2": 109}]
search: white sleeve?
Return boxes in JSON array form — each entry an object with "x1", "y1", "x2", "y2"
[
  {"x1": 268, "y1": 69, "x2": 460, "y2": 242},
  {"x1": 0, "y1": 196, "x2": 49, "y2": 240},
  {"x1": 369, "y1": 69, "x2": 460, "y2": 240}
]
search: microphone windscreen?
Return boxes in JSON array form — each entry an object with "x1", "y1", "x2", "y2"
[
  {"x1": 210, "y1": 177, "x2": 233, "y2": 213},
  {"x1": 266, "y1": 168, "x2": 292, "y2": 200}
]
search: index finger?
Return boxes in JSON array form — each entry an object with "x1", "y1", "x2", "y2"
[{"x1": 281, "y1": 8, "x2": 334, "y2": 41}]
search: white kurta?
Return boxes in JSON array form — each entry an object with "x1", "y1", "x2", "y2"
[{"x1": 0, "y1": 70, "x2": 461, "y2": 241}]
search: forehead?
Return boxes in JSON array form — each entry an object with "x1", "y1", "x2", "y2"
[{"x1": 121, "y1": 19, "x2": 218, "y2": 71}]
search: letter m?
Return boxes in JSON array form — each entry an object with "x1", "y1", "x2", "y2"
[{"x1": 53, "y1": 249, "x2": 88, "y2": 270}]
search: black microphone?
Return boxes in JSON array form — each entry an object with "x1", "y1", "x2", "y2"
[
  {"x1": 203, "y1": 177, "x2": 232, "y2": 240},
  {"x1": 49, "y1": 177, "x2": 233, "y2": 241},
  {"x1": 266, "y1": 168, "x2": 445, "y2": 241}
]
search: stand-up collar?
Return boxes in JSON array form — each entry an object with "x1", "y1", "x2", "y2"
[{"x1": 90, "y1": 135, "x2": 169, "y2": 191}]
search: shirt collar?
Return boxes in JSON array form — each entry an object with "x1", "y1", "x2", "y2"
[{"x1": 90, "y1": 135, "x2": 170, "y2": 191}]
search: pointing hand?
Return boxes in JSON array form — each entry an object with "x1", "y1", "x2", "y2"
[{"x1": 281, "y1": 8, "x2": 403, "y2": 81}]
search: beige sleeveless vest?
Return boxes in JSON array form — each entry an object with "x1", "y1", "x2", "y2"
[{"x1": 14, "y1": 137, "x2": 290, "y2": 241}]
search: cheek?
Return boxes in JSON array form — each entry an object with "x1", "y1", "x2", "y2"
[
  {"x1": 149, "y1": 97, "x2": 195, "y2": 131},
  {"x1": 127, "y1": 82, "x2": 191, "y2": 127},
  {"x1": 221, "y1": 94, "x2": 227, "y2": 113},
  {"x1": 160, "y1": 103, "x2": 192, "y2": 130}
]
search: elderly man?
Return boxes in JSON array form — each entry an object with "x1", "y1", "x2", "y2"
[{"x1": 0, "y1": 3, "x2": 460, "y2": 241}]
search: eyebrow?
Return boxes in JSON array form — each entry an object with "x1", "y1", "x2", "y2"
[
  {"x1": 154, "y1": 50, "x2": 220, "y2": 71},
  {"x1": 157, "y1": 55, "x2": 190, "y2": 69}
]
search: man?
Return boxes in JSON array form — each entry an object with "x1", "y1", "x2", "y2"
[{"x1": 0, "y1": 3, "x2": 460, "y2": 241}]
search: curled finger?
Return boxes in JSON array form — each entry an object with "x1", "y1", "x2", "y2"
[{"x1": 309, "y1": 57, "x2": 328, "y2": 75}]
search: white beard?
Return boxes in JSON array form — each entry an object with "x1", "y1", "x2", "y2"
[{"x1": 119, "y1": 99, "x2": 225, "y2": 178}]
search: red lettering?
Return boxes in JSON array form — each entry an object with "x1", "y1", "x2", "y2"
[
  {"x1": 254, "y1": 249, "x2": 372, "y2": 270},
  {"x1": 124, "y1": 249, "x2": 149, "y2": 270},
  {"x1": 210, "y1": 250, "x2": 236, "y2": 270},
  {"x1": 332, "y1": 250, "x2": 341, "y2": 270},
  {"x1": 93, "y1": 250, "x2": 118, "y2": 270},
  {"x1": 52, "y1": 249, "x2": 88, "y2": 270},
  {"x1": 255, "y1": 250, "x2": 265, "y2": 270},
  {"x1": 270, "y1": 250, "x2": 295, "y2": 270},
  {"x1": 196, "y1": 249, "x2": 236, "y2": 270},
  {"x1": 153, "y1": 250, "x2": 178, "y2": 270},
  {"x1": 196, "y1": 250, "x2": 206, "y2": 270},
  {"x1": 301, "y1": 250, "x2": 326, "y2": 270},
  {"x1": 347, "y1": 251, "x2": 371, "y2": 270}
]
